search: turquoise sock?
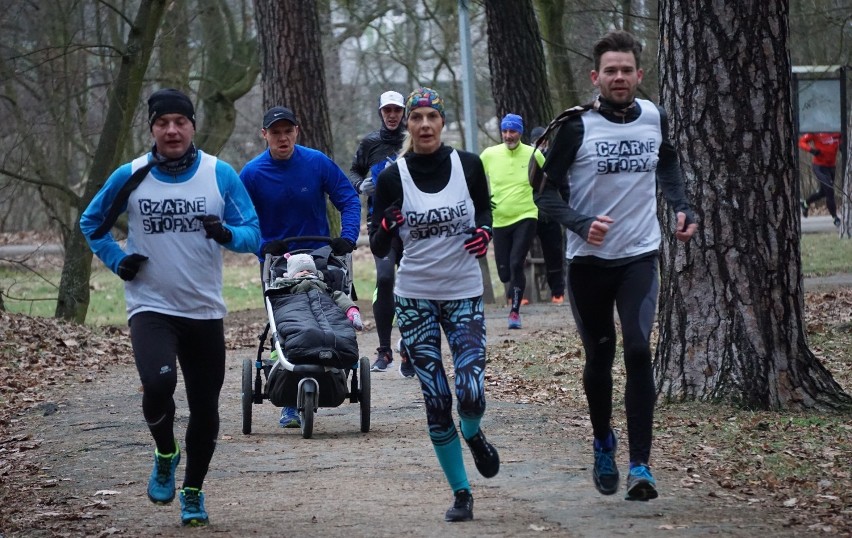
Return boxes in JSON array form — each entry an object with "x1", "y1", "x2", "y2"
[
  {"x1": 431, "y1": 428, "x2": 470, "y2": 493},
  {"x1": 459, "y1": 416, "x2": 482, "y2": 440}
]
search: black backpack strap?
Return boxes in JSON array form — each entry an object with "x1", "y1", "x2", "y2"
[
  {"x1": 89, "y1": 159, "x2": 160, "y2": 240},
  {"x1": 529, "y1": 101, "x2": 595, "y2": 193}
]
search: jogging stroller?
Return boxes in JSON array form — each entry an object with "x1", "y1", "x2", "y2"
[{"x1": 241, "y1": 236, "x2": 370, "y2": 439}]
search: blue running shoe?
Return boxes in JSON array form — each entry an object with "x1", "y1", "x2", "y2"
[
  {"x1": 179, "y1": 487, "x2": 209, "y2": 526},
  {"x1": 508, "y1": 312, "x2": 522, "y2": 329},
  {"x1": 625, "y1": 464, "x2": 658, "y2": 501},
  {"x1": 279, "y1": 406, "x2": 301, "y2": 428},
  {"x1": 147, "y1": 443, "x2": 180, "y2": 504},
  {"x1": 592, "y1": 431, "x2": 619, "y2": 495}
]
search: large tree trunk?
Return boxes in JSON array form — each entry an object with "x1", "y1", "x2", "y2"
[
  {"x1": 484, "y1": 0, "x2": 553, "y2": 135},
  {"x1": 253, "y1": 0, "x2": 333, "y2": 157},
  {"x1": 253, "y1": 0, "x2": 339, "y2": 234},
  {"x1": 55, "y1": 0, "x2": 167, "y2": 323},
  {"x1": 656, "y1": 0, "x2": 850, "y2": 410}
]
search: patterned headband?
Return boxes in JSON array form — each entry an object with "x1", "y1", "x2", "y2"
[{"x1": 405, "y1": 87, "x2": 445, "y2": 118}]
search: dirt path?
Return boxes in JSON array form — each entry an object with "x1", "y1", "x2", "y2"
[{"x1": 10, "y1": 303, "x2": 799, "y2": 537}]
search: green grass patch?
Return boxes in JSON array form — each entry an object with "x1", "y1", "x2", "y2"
[
  {"x1": 800, "y1": 232, "x2": 852, "y2": 277},
  {"x1": 1, "y1": 232, "x2": 848, "y2": 326},
  {"x1": 1, "y1": 264, "x2": 264, "y2": 326}
]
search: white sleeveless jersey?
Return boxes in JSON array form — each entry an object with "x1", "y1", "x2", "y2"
[
  {"x1": 124, "y1": 152, "x2": 226, "y2": 319},
  {"x1": 395, "y1": 150, "x2": 483, "y2": 300},
  {"x1": 567, "y1": 99, "x2": 662, "y2": 260}
]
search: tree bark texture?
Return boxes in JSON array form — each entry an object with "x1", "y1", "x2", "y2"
[
  {"x1": 253, "y1": 0, "x2": 333, "y2": 158},
  {"x1": 254, "y1": 0, "x2": 342, "y2": 235},
  {"x1": 195, "y1": 0, "x2": 260, "y2": 155},
  {"x1": 484, "y1": 0, "x2": 553, "y2": 137},
  {"x1": 656, "y1": 0, "x2": 850, "y2": 410},
  {"x1": 533, "y1": 0, "x2": 579, "y2": 112},
  {"x1": 55, "y1": 0, "x2": 167, "y2": 323}
]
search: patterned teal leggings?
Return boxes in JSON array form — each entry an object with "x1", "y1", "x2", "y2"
[{"x1": 395, "y1": 295, "x2": 487, "y2": 433}]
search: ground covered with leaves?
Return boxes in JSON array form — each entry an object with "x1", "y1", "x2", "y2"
[{"x1": 1, "y1": 287, "x2": 850, "y2": 535}]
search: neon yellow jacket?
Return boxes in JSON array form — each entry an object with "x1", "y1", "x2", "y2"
[{"x1": 480, "y1": 142, "x2": 545, "y2": 227}]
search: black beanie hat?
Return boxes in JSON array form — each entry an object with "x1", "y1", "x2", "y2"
[{"x1": 148, "y1": 88, "x2": 196, "y2": 129}]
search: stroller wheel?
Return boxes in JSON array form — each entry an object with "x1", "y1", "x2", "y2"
[
  {"x1": 241, "y1": 359, "x2": 253, "y2": 435},
  {"x1": 299, "y1": 379, "x2": 317, "y2": 439},
  {"x1": 359, "y1": 356, "x2": 371, "y2": 433}
]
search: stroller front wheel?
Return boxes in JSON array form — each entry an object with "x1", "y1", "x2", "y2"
[
  {"x1": 298, "y1": 378, "x2": 317, "y2": 439},
  {"x1": 241, "y1": 359, "x2": 253, "y2": 435}
]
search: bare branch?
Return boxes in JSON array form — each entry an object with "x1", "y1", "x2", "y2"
[{"x1": 0, "y1": 168, "x2": 81, "y2": 204}]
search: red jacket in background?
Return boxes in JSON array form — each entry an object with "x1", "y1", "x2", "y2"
[{"x1": 798, "y1": 132, "x2": 841, "y2": 167}]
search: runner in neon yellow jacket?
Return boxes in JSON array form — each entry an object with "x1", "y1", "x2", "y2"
[{"x1": 480, "y1": 113, "x2": 545, "y2": 329}]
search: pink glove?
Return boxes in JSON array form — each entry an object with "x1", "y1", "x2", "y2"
[{"x1": 346, "y1": 307, "x2": 364, "y2": 331}]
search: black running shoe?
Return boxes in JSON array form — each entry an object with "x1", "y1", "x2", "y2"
[
  {"x1": 444, "y1": 489, "x2": 474, "y2": 522},
  {"x1": 462, "y1": 426, "x2": 500, "y2": 478},
  {"x1": 371, "y1": 347, "x2": 393, "y2": 372},
  {"x1": 592, "y1": 431, "x2": 619, "y2": 495},
  {"x1": 397, "y1": 339, "x2": 415, "y2": 378},
  {"x1": 801, "y1": 200, "x2": 809, "y2": 218}
]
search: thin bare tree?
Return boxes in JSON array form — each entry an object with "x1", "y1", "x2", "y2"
[{"x1": 55, "y1": 0, "x2": 169, "y2": 322}]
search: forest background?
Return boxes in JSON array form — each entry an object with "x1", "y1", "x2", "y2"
[{"x1": 1, "y1": 1, "x2": 851, "y2": 419}]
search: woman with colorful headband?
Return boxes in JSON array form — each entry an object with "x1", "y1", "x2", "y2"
[{"x1": 369, "y1": 87, "x2": 498, "y2": 522}]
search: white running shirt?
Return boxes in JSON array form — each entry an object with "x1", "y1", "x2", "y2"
[{"x1": 395, "y1": 150, "x2": 483, "y2": 300}]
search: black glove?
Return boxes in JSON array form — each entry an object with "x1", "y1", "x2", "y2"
[
  {"x1": 196, "y1": 214, "x2": 232, "y2": 244},
  {"x1": 261, "y1": 240, "x2": 289, "y2": 256},
  {"x1": 381, "y1": 204, "x2": 404, "y2": 232},
  {"x1": 117, "y1": 253, "x2": 149, "y2": 281},
  {"x1": 463, "y1": 226, "x2": 492, "y2": 258},
  {"x1": 330, "y1": 237, "x2": 356, "y2": 255},
  {"x1": 810, "y1": 148, "x2": 821, "y2": 156}
]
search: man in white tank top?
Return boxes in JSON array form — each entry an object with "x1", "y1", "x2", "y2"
[
  {"x1": 534, "y1": 31, "x2": 697, "y2": 503},
  {"x1": 80, "y1": 89, "x2": 259, "y2": 527}
]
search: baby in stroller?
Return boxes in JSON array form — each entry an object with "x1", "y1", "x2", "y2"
[
  {"x1": 268, "y1": 252, "x2": 363, "y2": 371},
  {"x1": 242, "y1": 240, "x2": 370, "y2": 438},
  {"x1": 270, "y1": 253, "x2": 363, "y2": 331}
]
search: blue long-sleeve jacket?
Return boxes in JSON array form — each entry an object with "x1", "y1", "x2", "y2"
[{"x1": 240, "y1": 146, "x2": 361, "y2": 259}]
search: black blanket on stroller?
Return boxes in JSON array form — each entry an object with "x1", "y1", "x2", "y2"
[{"x1": 270, "y1": 288, "x2": 358, "y2": 368}]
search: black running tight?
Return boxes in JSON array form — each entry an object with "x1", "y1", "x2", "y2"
[
  {"x1": 492, "y1": 218, "x2": 537, "y2": 308},
  {"x1": 567, "y1": 255, "x2": 659, "y2": 465},
  {"x1": 129, "y1": 311, "x2": 225, "y2": 490},
  {"x1": 373, "y1": 235, "x2": 403, "y2": 349}
]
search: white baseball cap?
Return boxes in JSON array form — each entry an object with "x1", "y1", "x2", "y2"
[{"x1": 379, "y1": 91, "x2": 405, "y2": 110}]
